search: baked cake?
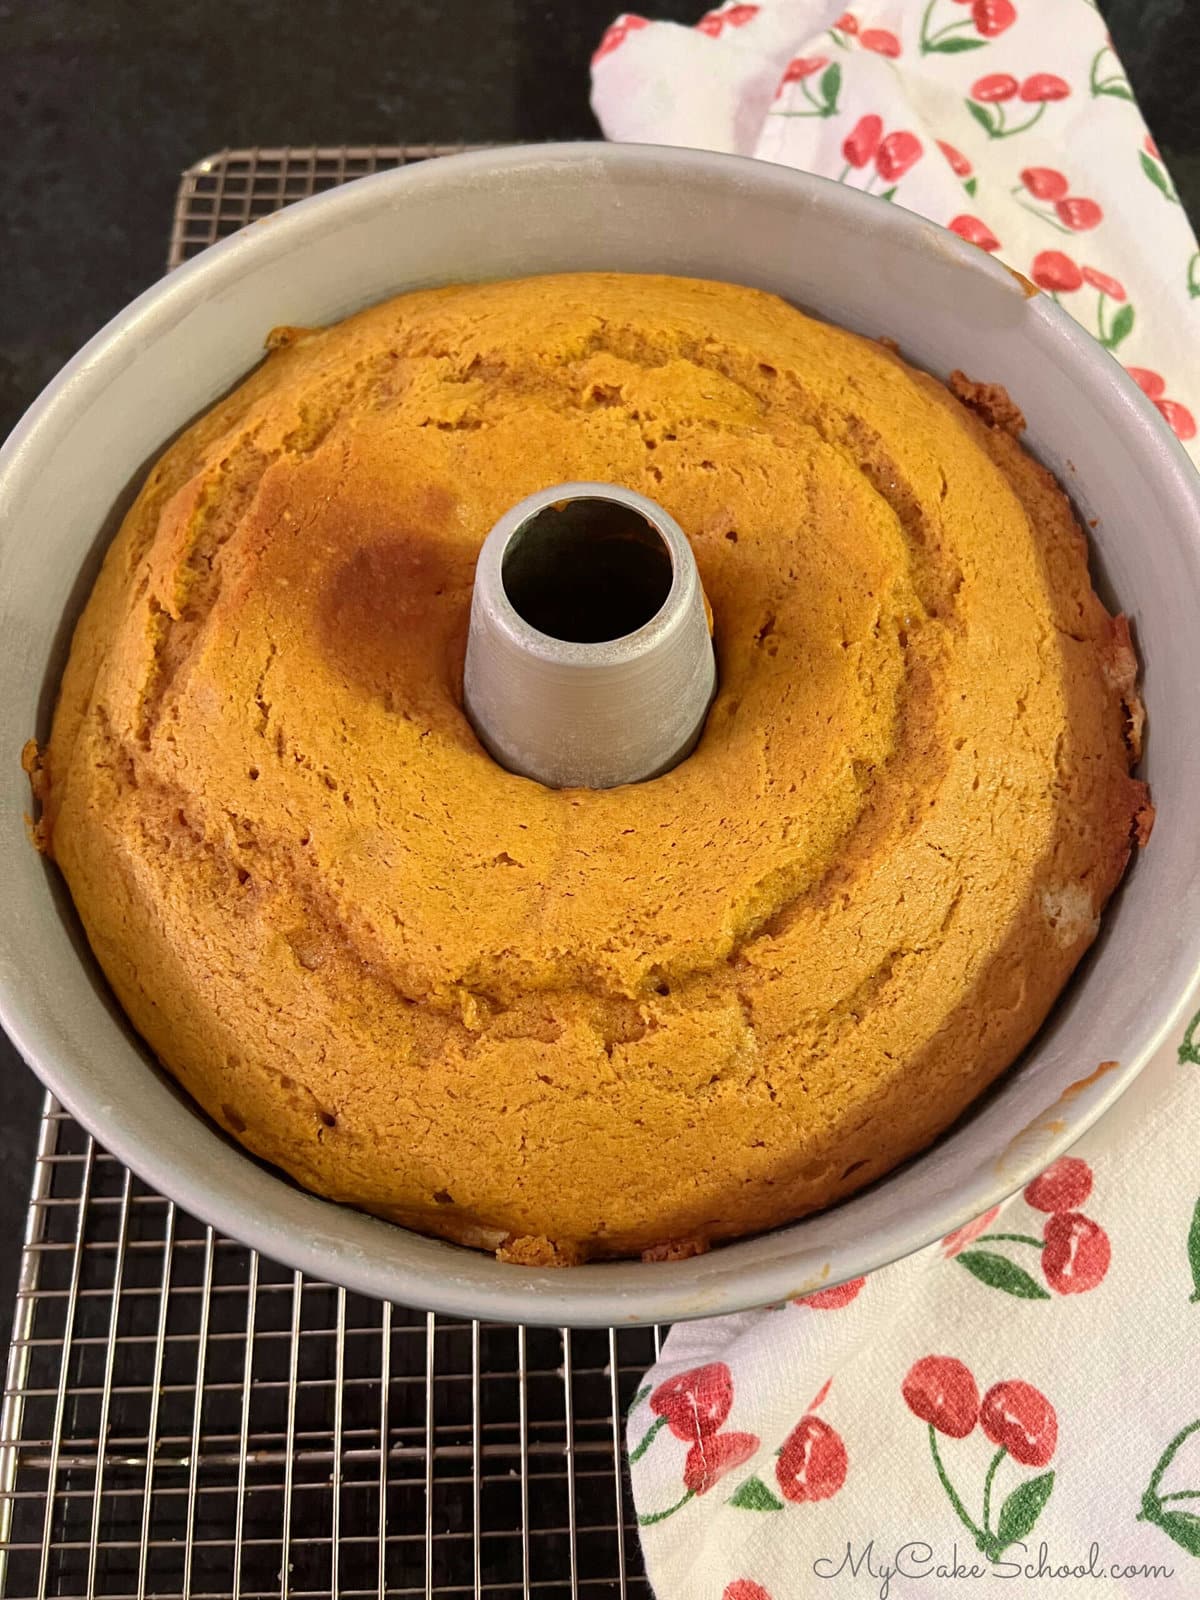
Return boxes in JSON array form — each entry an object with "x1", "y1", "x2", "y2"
[{"x1": 28, "y1": 273, "x2": 1151, "y2": 1263}]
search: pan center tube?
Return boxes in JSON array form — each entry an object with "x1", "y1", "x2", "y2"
[{"x1": 463, "y1": 482, "x2": 718, "y2": 789}]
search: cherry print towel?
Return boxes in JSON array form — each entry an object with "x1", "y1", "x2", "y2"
[
  {"x1": 591, "y1": 4, "x2": 1200, "y2": 1594},
  {"x1": 591, "y1": 0, "x2": 1199, "y2": 459},
  {"x1": 624, "y1": 1021, "x2": 1200, "y2": 1598}
]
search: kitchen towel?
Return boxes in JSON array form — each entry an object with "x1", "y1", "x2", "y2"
[{"x1": 591, "y1": 4, "x2": 1200, "y2": 1595}]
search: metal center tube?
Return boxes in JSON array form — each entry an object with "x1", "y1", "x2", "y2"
[{"x1": 463, "y1": 482, "x2": 718, "y2": 789}]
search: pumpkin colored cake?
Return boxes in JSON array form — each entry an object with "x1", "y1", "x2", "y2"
[{"x1": 30, "y1": 273, "x2": 1151, "y2": 1264}]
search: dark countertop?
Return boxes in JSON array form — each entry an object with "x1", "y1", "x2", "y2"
[{"x1": 1, "y1": 0, "x2": 1197, "y2": 1349}]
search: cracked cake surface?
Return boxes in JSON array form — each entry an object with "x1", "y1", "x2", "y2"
[{"x1": 33, "y1": 272, "x2": 1150, "y2": 1262}]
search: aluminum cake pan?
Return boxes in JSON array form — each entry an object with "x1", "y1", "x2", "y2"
[{"x1": 1, "y1": 143, "x2": 1198, "y2": 1326}]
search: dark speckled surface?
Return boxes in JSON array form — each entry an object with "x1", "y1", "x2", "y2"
[{"x1": 0, "y1": 0, "x2": 1196, "y2": 1347}]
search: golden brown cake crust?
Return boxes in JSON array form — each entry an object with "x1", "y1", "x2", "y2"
[{"x1": 39, "y1": 273, "x2": 1148, "y2": 1262}]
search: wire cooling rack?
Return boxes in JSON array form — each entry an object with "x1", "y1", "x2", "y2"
[
  {"x1": 0, "y1": 147, "x2": 661, "y2": 1600},
  {"x1": 167, "y1": 145, "x2": 483, "y2": 267}
]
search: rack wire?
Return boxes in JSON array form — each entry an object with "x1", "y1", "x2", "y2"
[{"x1": 0, "y1": 147, "x2": 660, "y2": 1600}]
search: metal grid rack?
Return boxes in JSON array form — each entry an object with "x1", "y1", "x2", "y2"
[
  {"x1": 0, "y1": 147, "x2": 660, "y2": 1600},
  {"x1": 167, "y1": 145, "x2": 481, "y2": 268}
]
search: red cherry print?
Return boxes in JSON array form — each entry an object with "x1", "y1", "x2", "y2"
[
  {"x1": 1156, "y1": 398, "x2": 1198, "y2": 442},
  {"x1": 775, "y1": 1415, "x2": 848, "y2": 1502},
  {"x1": 980, "y1": 1380, "x2": 1057, "y2": 1467},
  {"x1": 1125, "y1": 366, "x2": 1166, "y2": 399},
  {"x1": 843, "y1": 114, "x2": 883, "y2": 169},
  {"x1": 592, "y1": 14, "x2": 648, "y2": 61},
  {"x1": 1081, "y1": 267, "x2": 1126, "y2": 301},
  {"x1": 948, "y1": 215, "x2": 1001, "y2": 252},
  {"x1": 1055, "y1": 196, "x2": 1103, "y2": 231},
  {"x1": 650, "y1": 1362, "x2": 732, "y2": 1443},
  {"x1": 876, "y1": 131, "x2": 923, "y2": 182},
  {"x1": 683, "y1": 1430, "x2": 759, "y2": 1494},
  {"x1": 1145, "y1": 133, "x2": 1161, "y2": 160},
  {"x1": 724, "y1": 1585, "x2": 773, "y2": 1600},
  {"x1": 1042, "y1": 1211, "x2": 1111, "y2": 1294},
  {"x1": 938, "y1": 140, "x2": 972, "y2": 177},
  {"x1": 902, "y1": 1356, "x2": 980, "y2": 1438},
  {"x1": 834, "y1": 11, "x2": 859, "y2": 35},
  {"x1": 1020, "y1": 73, "x2": 1071, "y2": 103},
  {"x1": 972, "y1": 0, "x2": 1017, "y2": 38},
  {"x1": 1024, "y1": 1155, "x2": 1092, "y2": 1213},
  {"x1": 861, "y1": 28, "x2": 902, "y2": 57},
  {"x1": 781, "y1": 54, "x2": 829, "y2": 82},
  {"x1": 941, "y1": 1204, "x2": 1000, "y2": 1257},
  {"x1": 1031, "y1": 250, "x2": 1083, "y2": 293},
  {"x1": 1021, "y1": 166, "x2": 1069, "y2": 201},
  {"x1": 796, "y1": 1277, "x2": 865, "y2": 1309},
  {"x1": 972, "y1": 73, "x2": 1019, "y2": 103},
  {"x1": 699, "y1": 2, "x2": 758, "y2": 31}
]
